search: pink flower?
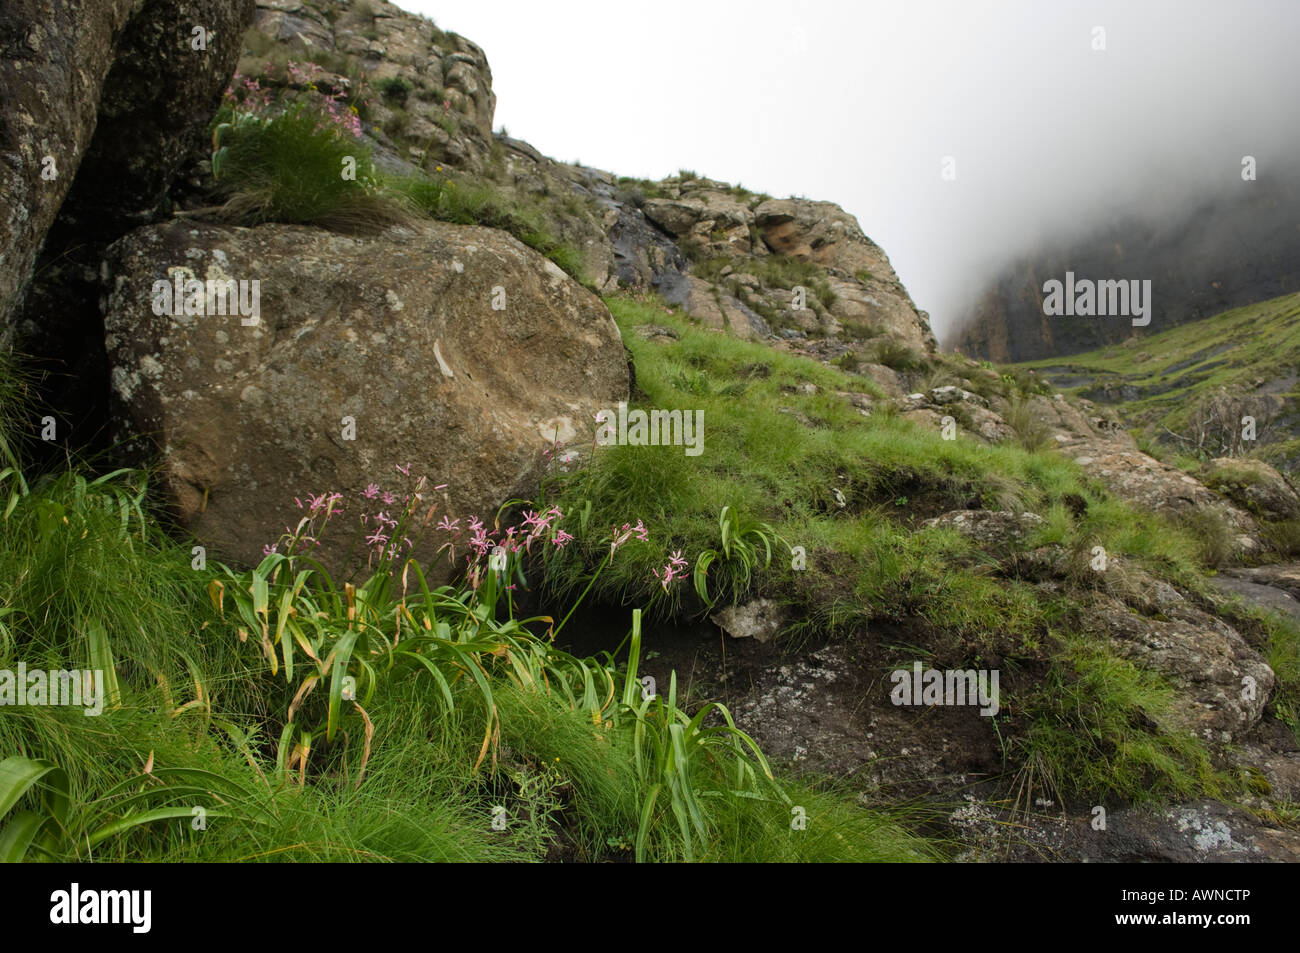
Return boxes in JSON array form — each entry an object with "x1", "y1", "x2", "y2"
[
  {"x1": 305, "y1": 491, "x2": 342, "y2": 517},
  {"x1": 653, "y1": 550, "x2": 689, "y2": 592},
  {"x1": 467, "y1": 518, "x2": 494, "y2": 558},
  {"x1": 610, "y1": 520, "x2": 649, "y2": 557},
  {"x1": 382, "y1": 491, "x2": 397, "y2": 505},
  {"x1": 263, "y1": 543, "x2": 278, "y2": 556},
  {"x1": 554, "y1": 529, "x2": 574, "y2": 549},
  {"x1": 437, "y1": 515, "x2": 460, "y2": 534},
  {"x1": 396, "y1": 463, "x2": 410, "y2": 476},
  {"x1": 362, "y1": 483, "x2": 380, "y2": 499}
]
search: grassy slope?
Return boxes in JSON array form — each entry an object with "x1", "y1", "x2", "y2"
[
  {"x1": 5, "y1": 287, "x2": 1299, "y2": 861},
  {"x1": 1013, "y1": 291, "x2": 1300, "y2": 467},
  {"x1": 539, "y1": 294, "x2": 1300, "y2": 806},
  {"x1": 0, "y1": 353, "x2": 935, "y2": 863}
]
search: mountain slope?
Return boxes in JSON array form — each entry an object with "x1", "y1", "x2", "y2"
[{"x1": 1016, "y1": 291, "x2": 1300, "y2": 474}]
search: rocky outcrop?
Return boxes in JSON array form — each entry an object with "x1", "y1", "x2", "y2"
[
  {"x1": 755, "y1": 198, "x2": 936, "y2": 351},
  {"x1": 1201, "y1": 457, "x2": 1300, "y2": 523},
  {"x1": 884, "y1": 358, "x2": 1268, "y2": 557},
  {"x1": 246, "y1": 0, "x2": 497, "y2": 169},
  {"x1": 1068, "y1": 446, "x2": 1261, "y2": 553},
  {"x1": 102, "y1": 218, "x2": 628, "y2": 575},
  {"x1": 231, "y1": 3, "x2": 937, "y2": 355}
]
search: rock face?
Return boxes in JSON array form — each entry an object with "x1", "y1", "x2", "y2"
[
  {"x1": 102, "y1": 219, "x2": 629, "y2": 575},
  {"x1": 1, "y1": 0, "x2": 132, "y2": 328},
  {"x1": 951, "y1": 165, "x2": 1300, "y2": 362},
  {"x1": 246, "y1": 0, "x2": 497, "y2": 169},
  {"x1": 1, "y1": 0, "x2": 255, "y2": 455}
]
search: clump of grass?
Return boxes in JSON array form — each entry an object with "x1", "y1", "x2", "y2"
[
  {"x1": 385, "y1": 175, "x2": 588, "y2": 283},
  {"x1": 872, "y1": 338, "x2": 928, "y2": 372},
  {"x1": 1012, "y1": 631, "x2": 1223, "y2": 806},
  {"x1": 1170, "y1": 505, "x2": 1235, "y2": 569},
  {"x1": 831, "y1": 350, "x2": 864, "y2": 374},
  {"x1": 382, "y1": 106, "x2": 409, "y2": 139},
  {"x1": 210, "y1": 102, "x2": 409, "y2": 232},
  {"x1": 1261, "y1": 519, "x2": 1300, "y2": 556},
  {"x1": 1006, "y1": 395, "x2": 1053, "y2": 452},
  {"x1": 375, "y1": 75, "x2": 413, "y2": 104}
]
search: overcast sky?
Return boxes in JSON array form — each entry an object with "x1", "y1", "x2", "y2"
[{"x1": 399, "y1": 0, "x2": 1300, "y2": 343}]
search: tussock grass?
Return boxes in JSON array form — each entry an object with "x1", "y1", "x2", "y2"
[
  {"x1": 210, "y1": 103, "x2": 410, "y2": 232},
  {"x1": 206, "y1": 91, "x2": 588, "y2": 281},
  {"x1": 1012, "y1": 630, "x2": 1223, "y2": 806}
]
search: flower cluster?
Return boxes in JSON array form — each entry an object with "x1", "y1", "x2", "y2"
[
  {"x1": 609, "y1": 520, "x2": 648, "y2": 558},
  {"x1": 222, "y1": 61, "x2": 364, "y2": 140},
  {"x1": 653, "y1": 550, "x2": 689, "y2": 592},
  {"x1": 262, "y1": 468, "x2": 675, "y2": 602},
  {"x1": 225, "y1": 71, "x2": 273, "y2": 112}
]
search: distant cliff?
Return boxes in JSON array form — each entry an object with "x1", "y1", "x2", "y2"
[{"x1": 952, "y1": 165, "x2": 1300, "y2": 362}]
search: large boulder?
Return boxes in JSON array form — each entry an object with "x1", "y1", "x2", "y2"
[{"x1": 102, "y1": 218, "x2": 629, "y2": 576}]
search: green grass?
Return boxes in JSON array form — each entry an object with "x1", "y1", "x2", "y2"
[
  {"x1": 540, "y1": 296, "x2": 1212, "y2": 634},
  {"x1": 0, "y1": 347, "x2": 933, "y2": 863},
  {"x1": 385, "y1": 174, "x2": 587, "y2": 282},
  {"x1": 1011, "y1": 629, "x2": 1224, "y2": 807},
  {"x1": 207, "y1": 98, "x2": 587, "y2": 281},
  {"x1": 1014, "y1": 291, "x2": 1300, "y2": 468},
  {"x1": 692, "y1": 252, "x2": 828, "y2": 295},
  {"x1": 210, "y1": 101, "x2": 407, "y2": 232},
  {"x1": 529, "y1": 294, "x2": 1278, "y2": 813}
]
